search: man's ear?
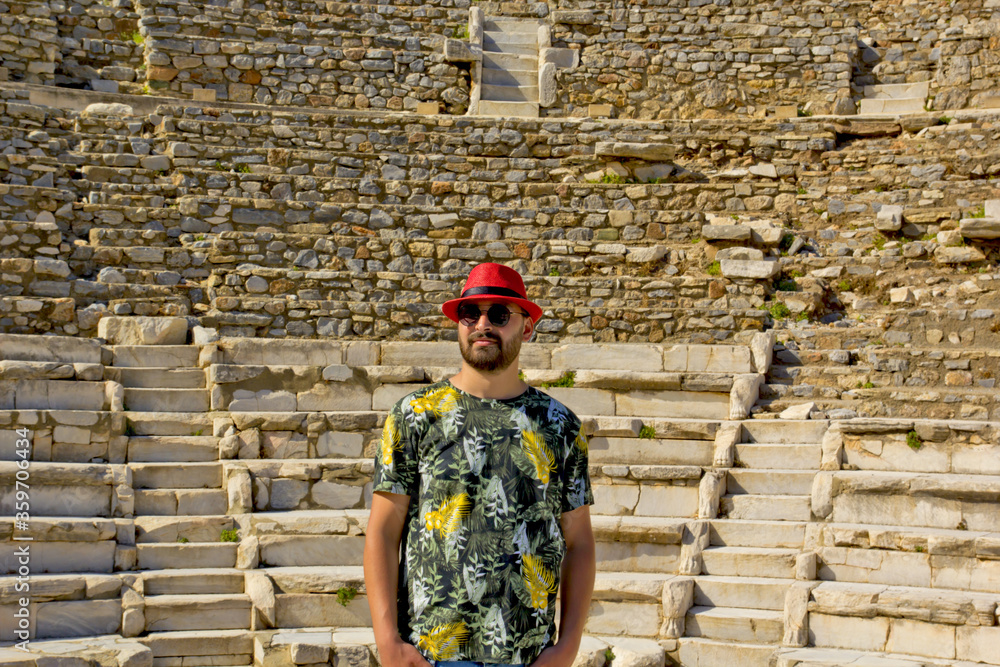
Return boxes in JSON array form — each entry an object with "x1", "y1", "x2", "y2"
[{"x1": 522, "y1": 316, "x2": 535, "y2": 342}]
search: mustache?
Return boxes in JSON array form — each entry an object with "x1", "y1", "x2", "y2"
[{"x1": 469, "y1": 333, "x2": 501, "y2": 343}]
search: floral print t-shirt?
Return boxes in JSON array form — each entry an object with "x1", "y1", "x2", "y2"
[{"x1": 372, "y1": 380, "x2": 594, "y2": 665}]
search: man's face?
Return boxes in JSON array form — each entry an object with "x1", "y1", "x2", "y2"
[{"x1": 456, "y1": 300, "x2": 529, "y2": 373}]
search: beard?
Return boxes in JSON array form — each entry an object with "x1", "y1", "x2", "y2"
[{"x1": 459, "y1": 330, "x2": 522, "y2": 372}]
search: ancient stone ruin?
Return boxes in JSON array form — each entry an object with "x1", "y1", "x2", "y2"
[{"x1": 2, "y1": 0, "x2": 1000, "y2": 665}]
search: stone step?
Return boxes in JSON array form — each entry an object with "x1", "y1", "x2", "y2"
[
  {"x1": 721, "y1": 494, "x2": 812, "y2": 522},
  {"x1": 589, "y1": 436, "x2": 714, "y2": 467},
  {"x1": 135, "y1": 515, "x2": 238, "y2": 543},
  {"x1": 124, "y1": 388, "x2": 210, "y2": 412},
  {"x1": 134, "y1": 488, "x2": 228, "y2": 516},
  {"x1": 144, "y1": 593, "x2": 252, "y2": 632},
  {"x1": 862, "y1": 81, "x2": 931, "y2": 100},
  {"x1": 125, "y1": 412, "x2": 215, "y2": 436},
  {"x1": 137, "y1": 543, "x2": 239, "y2": 570},
  {"x1": 858, "y1": 97, "x2": 927, "y2": 115},
  {"x1": 137, "y1": 628, "x2": 254, "y2": 659},
  {"x1": 110, "y1": 345, "x2": 199, "y2": 368},
  {"x1": 772, "y1": 647, "x2": 939, "y2": 667},
  {"x1": 483, "y1": 28, "x2": 539, "y2": 45},
  {"x1": 107, "y1": 367, "x2": 206, "y2": 389},
  {"x1": 743, "y1": 420, "x2": 829, "y2": 444},
  {"x1": 265, "y1": 564, "x2": 365, "y2": 594},
  {"x1": 143, "y1": 567, "x2": 245, "y2": 595},
  {"x1": 685, "y1": 605, "x2": 784, "y2": 644},
  {"x1": 694, "y1": 575, "x2": 790, "y2": 611},
  {"x1": 482, "y1": 51, "x2": 537, "y2": 71},
  {"x1": 727, "y1": 469, "x2": 816, "y2": 495},
  {"x1": 481, "y1": 82, "x2": 539, "y2": 103},
  {"x1": 701, "y1": 546, "x2": 798, "y2": 579},
  {"x1": 483, "y1": 18, "x2": 546, "y2": 33},
  {"x1": 734, "y1": 443, "x2": 822, "y2": 470},
  {"x1": 128, "y1": 436, "x2": 219, "y2": 462},
  {"x1": 483, "y1": 36, "x2": 539, "y2": 56},
  {"x1": 132, "y1": 462, "x2": 222, "y2": 489},
  {"x1": 478, "y1": 99, "x2": 541, "y2": 117},
  {"x1": 482, "y1": 66, "x2": 537, "y2": 86},
  {"x1": 675, "y1": 637, "x2": 776, "y2": 667},
  {"x1": 709, "y1": 519, "x2": 807, "y2": 549}
]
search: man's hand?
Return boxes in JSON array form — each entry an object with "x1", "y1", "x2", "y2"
[
  {"x1": 376, "y1": 638, "x2": 432, "y2": 667},
  {"x1": 529, "y1": 642, "x2": 577, "y2": 667}
]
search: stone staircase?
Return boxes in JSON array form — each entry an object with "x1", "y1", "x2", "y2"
[
  {"x1": 478, "y1": 18, "x2": 541, "y2": 118},
  {"x1": 857, "y1": 81, "x2": 930, "y2": 116}
]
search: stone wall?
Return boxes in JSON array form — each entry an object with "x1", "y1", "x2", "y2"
[
  {"x1": 545, "y1": 0, "x2": 858, "y2": 119},
  {"x1": 135, "y1": 0, "x2": 470, "y2": 111},
  {"x1": 0, "y1": 6, "x2": 59, "y2": 85}
]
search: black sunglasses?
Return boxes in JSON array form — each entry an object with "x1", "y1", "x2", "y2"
[{"x1": 457, "y1": 303, "x2": 525, "y2": 327}]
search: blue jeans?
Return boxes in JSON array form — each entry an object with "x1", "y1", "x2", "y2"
[{"x1": 434, "y1": 662, "x2": 525, "y2": 667}]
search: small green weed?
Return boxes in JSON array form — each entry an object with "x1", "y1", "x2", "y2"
[
  {"x1": 914, "y1": 545, "x2": 924, "y2": 553},
  {"x1": 939, "y1": 116, "x2": 952, "y2": 125},
  {"x1": 336, "y1": 586, "x2": 359, "y2": 607},
  {"x1": 797, "y1": 107, "x2": 813, "y2": 117},
  {"x1": 455, "y1": 24, "x2": 469, "y2": 40},
  {"x1": 906, "y1": 430, "x2": 923, "y2": 451},
  {"x1": 604, "y1": 648, "x2": 615, "y2": 664},
  {"x1": 762, "y1": 301, "x2": 791, "y2": 319},
  {"x1": 119, "y1": 30, "x2": 144, "y2": 45},
  {"x1": 234, "y1": 164, "x2": 252, "y2": 174},
  {"x1": 969, "y1": 204, "x2": 986, "y2": 219},
  {"x1": 220, "y1": 528, "x2": 240, "y2": 542},
  {"x1": 837, "y1": 280, "x2": 851, "y2": 292},
  {"x1": 193, "y1": 429, "x2": 203, "y2": 436},
  {"x1": 600, "y1": 172, "x2": 629, "y2": 185},
  {"x1": 872, "y1": 233, "x2": 887, "y2": 251},
  {"x1": 796, "y1": 312, "x2": 809, "y2": 322},
  {"x1": 956, "y1": 518, "x2": 968, "y2": 531},
  {"x1": 177, "y1": 536, "x2": 189, "y2": 543},
  {"x1": 796, "y1": 186, "x2": 807, "y2": 195},
  {"x1": 548, "y1": 267, "x2": 560, "y2": 277},
  {"x1": 518, "y1": 369, "x2": 526, "y2": 381},
  {"x1": 706, "y1": 261, "x2": 721, "y2": 276},
  {"x1": 541, "y1": 371, "x2": 575, "y2": 389},
  {"x1": 780, "y1": 233, "x2": 796, "y2": 252},
  {"x1": 638, "y1": 425, "x2": 656, "y2": 439}
]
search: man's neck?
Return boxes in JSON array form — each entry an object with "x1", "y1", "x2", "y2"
[{"x1": 450, "y1": 363, "x2": 527, "y2": 400}]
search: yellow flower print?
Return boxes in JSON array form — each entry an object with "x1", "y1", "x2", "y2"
[
  {"x1": 410, "y1": 385, "x2": 459, "y2": 416},
  {"x1": 379, "y1": 413, "x2": 402, "y2": 466},
  {"x1": 417, "y1": 621, "x2": 469, "y2": 660},
  {"x1": 574, "y1": 430, "x2": 589, "y2": 455},
  {"x1": 522, "y1": 430, "x2": 555, "y2": 484},
  {"x1": 521, "y1": 554, "x2": 557, "y2": 610},
  {"x1": 424, "y1": 493, "x2": 471, "y2": 539}
]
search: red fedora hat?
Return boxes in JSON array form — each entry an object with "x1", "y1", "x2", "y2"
[{"x1": 442, "y1": 263, "x2": 543, "y2": 324}]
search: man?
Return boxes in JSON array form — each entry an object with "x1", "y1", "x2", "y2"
[{"x1": 364, "y1": 262, "x2": 596, "y2": 667}]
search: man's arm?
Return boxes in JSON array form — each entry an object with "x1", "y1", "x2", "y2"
[
  {"x1": 531, "y1": 504, "x2": 596, "y2": 667},
  {"x1": 363, "y1": 491, "x2": 431, "y2": 667}
]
